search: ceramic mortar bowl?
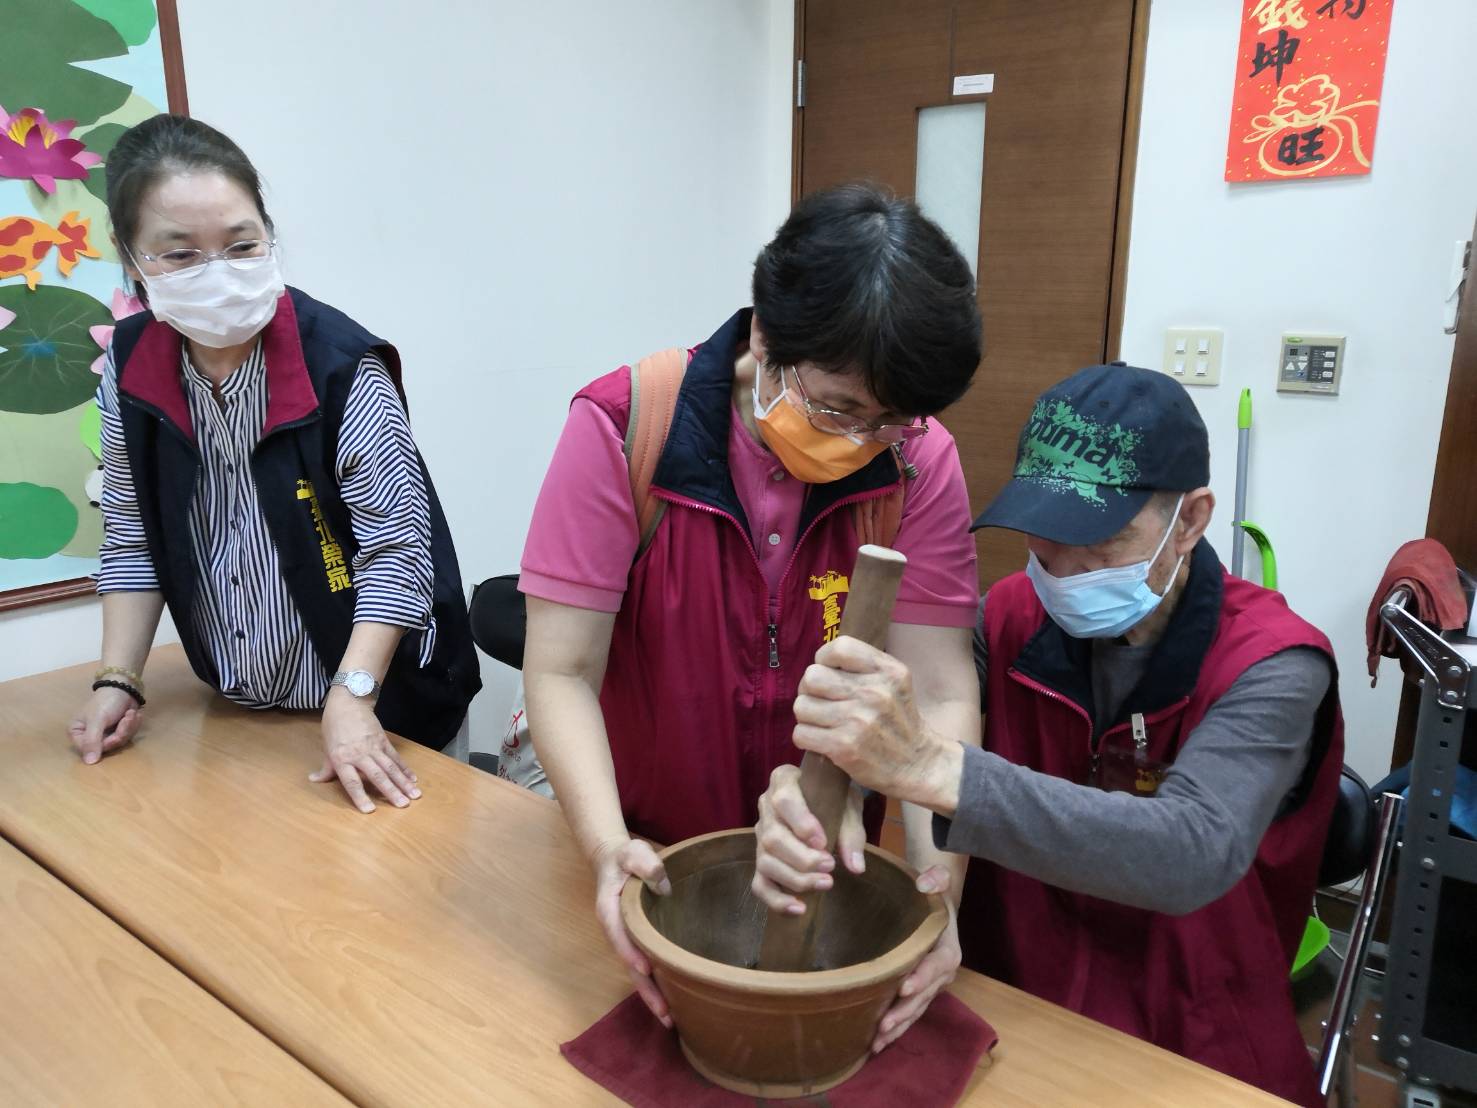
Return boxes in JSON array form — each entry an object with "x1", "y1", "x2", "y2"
[{"x1": 620, "y1": 828, "x2": 948, "y2": 1098}]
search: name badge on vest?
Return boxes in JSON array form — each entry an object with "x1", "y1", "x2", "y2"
[{"x1": 1092, "y1": 712, "x2": 1171, "y2": 796}]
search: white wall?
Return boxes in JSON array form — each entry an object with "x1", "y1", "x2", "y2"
[
  {"x1": 0, "y1": 597, "x2": 177, "y2": 683},
  {"x1": 0, "y1": 1, "x2": 796, "y2": 750},
  {"x1": 1119, "y1": 0, "x2": 1477, "y2": 783}
]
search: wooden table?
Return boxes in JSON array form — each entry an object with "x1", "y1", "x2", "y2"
[
  {"x1": 0, "y1": 647, "x2": 1288, "y2": 1105},
  {"x1": 0, "y1": 838, "x2": 348, "y2": 1105}
]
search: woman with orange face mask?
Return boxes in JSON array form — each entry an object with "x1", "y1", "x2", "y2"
[{"x1": 517, "y1": 184, "x2": 983, "y2": 1047}]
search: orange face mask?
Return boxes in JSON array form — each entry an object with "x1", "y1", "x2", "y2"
[{"x1": 752, "y1": 366, "x2": 888, "y2": 484}]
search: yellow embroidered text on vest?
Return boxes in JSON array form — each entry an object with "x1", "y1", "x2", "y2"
[
  {"x1": 809, "y1": 570, "x2": 849, "y2": 642},
  {"x1": 296, "y1": 479, "x2": 353, "y2": 593}
]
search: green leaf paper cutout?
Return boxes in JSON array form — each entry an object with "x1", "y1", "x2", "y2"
[
  {"x1": 0, "y1": 481, "x2": 78, "y2": 558},
  {"x1": 0, "y1": 0, "x2": 132, "y2": 127},
  {"x1": 0, "y1": 405, "x2": 105, "y2": 556},
  {"x1": 78, "y1": 120, "x2": 129, "y2": 204},
  {"x1": 78, "y1": 398, "x2": 101, "y2": 459},
  {"x1": 72, "y1": 0, "x2": 157, "y2": 47},
  {"x1": 0, "y1": 283, "x2": 112, "y2": 414}
]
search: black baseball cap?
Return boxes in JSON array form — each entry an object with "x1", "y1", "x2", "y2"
[{"x1": 972, "y1": 363, "x2": 1210, "y2": 545}]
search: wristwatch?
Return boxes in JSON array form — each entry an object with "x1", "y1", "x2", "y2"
[{"x1": 331, "y1": 669, "x2": 381, "y2": 699}]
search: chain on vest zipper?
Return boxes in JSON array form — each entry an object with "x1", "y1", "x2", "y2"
[{"x1": 1131, "y1": 712, "x2": 1148, "y2": 767}]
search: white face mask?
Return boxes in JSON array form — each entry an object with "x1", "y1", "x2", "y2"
[
  {"x1": 1025, "y1": 494, "x2": 1187, "y2": 639},
  {"x1": 135, "y1": 251, "x2": 285, "y2": 348}
]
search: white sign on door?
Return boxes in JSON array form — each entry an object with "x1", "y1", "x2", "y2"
[{"x1": 952, "y1": 73, "x2": 995, "y2": 96}]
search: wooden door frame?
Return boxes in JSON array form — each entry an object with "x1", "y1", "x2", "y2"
[
  {"x1": 789, "y1": 0, "x2": 1152, "y2": 363},
  {"x1": 1389, "y1": 211, "x2": 1477, "y2": 770}
]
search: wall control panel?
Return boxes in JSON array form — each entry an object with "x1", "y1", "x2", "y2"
[{"x1": 1277, "y1": 334, "x2": 1344, "y2": 395}]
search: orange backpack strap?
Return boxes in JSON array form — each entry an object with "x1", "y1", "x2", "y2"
[
  {"x1": 624, "y1": 348, "x2": 688, "y2": 553},
  {"x1": 850, "y1": 486, "x2": 905, "y2": 548},
  {"x1": 850, "y1": 444, "x2": 910, "y2": 548}
]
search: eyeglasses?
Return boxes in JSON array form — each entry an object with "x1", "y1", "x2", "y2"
[
  {"x1": 783, "y1": 364, "x2": 929, "y2": 445},
  {"x1": 133, "y1": 239, "x2": 276, "y2": 277}
]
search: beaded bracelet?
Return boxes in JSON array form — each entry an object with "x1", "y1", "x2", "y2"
[
  {"x1": 95, "y1": 665, "x2": 146, "y2": 696},
  {"x1": 92, "y1": 678, "x2": 146, "y2": 708}
]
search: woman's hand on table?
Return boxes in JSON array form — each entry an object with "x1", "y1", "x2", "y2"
[
  {"x1": 67, "y1": 686, "x2": 144, "y2": 764},
  {"x1": 592, "y1": 836, "x2": 673, "y2": 1028},
  {"x1": 310, "y1": 690, "x2": 420, "y2": 813}
]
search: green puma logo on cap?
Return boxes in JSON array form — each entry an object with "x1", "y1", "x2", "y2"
[{"x1": 1016, "y1": 399, "x2": 1143, "y2": 507}]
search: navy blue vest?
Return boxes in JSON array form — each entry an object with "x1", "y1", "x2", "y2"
[{"x1": 110, "y1": 287, "x2": 480, "y2": 748}]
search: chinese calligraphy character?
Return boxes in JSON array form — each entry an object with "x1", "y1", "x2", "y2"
[
  {"x1": 327, "y1": 565, "x2": 352, "y2": 593},
  {"x1": 1249, "y1": 28, "x2": 1301, "y2": 83},
  {"x1": 1251, "y1": 0, "x2": 1307, "y2": 32},
  {"x1": 1277, "y1": 125, "x2": 1327, "y2": 165},
  {"x1": 321, "y1": 541, "x2": 345, "y2": 570},
  {"x1": 1316, "y1": 0, "x2": 1365, "y2": 18}
]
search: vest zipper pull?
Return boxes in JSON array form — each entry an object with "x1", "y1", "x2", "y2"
[
  {"x1": 767, "y1": 623, "x2": 780, "y2": 669},
  {"x1": 1131, "y1": 712, "x2": 1148, "y2": 765}
]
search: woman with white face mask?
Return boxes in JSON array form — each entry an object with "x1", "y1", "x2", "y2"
[{"x1": 67, "y1": 115, "x2": 480, "y2": 814}]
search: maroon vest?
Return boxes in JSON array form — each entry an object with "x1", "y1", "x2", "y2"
[
  {"x1": 574, "y1": 311, "x2": 903, "y2": 845},
  {"x1": 962, "y1": 548, "x2": 1342, "y2": 1106}
]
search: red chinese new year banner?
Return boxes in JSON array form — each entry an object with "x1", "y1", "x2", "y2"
[{"x1": 1225, "y1": 0, "x2": 1394, "y2": 182}]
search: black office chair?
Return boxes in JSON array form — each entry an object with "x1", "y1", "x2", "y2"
[
  {"x1": 1312, "y1": 766, "x2": 1403, "y2": 1107},
  {"x1": 469, "y1": 574, "x2": 527, "y2": 671},
  {"x1": 465, "y1": 574, "x2": 528, "y2": 775},
  {"x1": 1295, "y1": 766, "x2": 1376, "y2": 980},
  {"x1": 1320, "y1": 765, "x2": 1376, "y2": 887}
]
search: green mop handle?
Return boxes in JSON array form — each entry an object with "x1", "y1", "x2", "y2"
[
  {"x1": 1232, "y1": 389, "x2": 1252, "y2": 578},
  {"x1": 1238, "y1": 521, "x2": 1278, "y2": 591}
]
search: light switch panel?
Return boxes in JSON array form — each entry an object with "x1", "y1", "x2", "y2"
[
  {"x1": 1276, "y1": 334, "x2": 1344, "y2": 395},
  {"x1": 1162, "y1": 328, "x2": 1222, "y2": 386}
]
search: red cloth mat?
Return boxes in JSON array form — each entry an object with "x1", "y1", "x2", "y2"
[
  {"x1": 561, "y1": 992, "x2": 997, "y2": 1107},
  {"x1": 1365, "y1": 539, "x2": 1469, "y2": 684}
]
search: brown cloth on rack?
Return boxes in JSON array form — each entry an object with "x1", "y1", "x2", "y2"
[
  {"x1": 561, "y1": 992, "x2": 997, "y2": 1108},
  {"x1": 1366, "y1": 539, "x2": 1469, "y2": 684}
]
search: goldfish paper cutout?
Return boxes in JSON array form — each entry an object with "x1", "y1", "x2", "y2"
[
  {"x1": 0, "y1": 211, "x2": 101, "y2": 289},
  {"x1": 0, "y1": 107, "x2": 103, "y2": 194}
]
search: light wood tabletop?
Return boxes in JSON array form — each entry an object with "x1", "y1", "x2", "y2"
[
  {"x1": 0, "y1": 837, "x2": 349, "y2": 1106},
  {"x1": 0, "y1": 647, "x2": 1288, "y2": 1106}
]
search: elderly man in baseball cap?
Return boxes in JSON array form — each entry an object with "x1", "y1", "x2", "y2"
[{"x1": 751, "y1": 363, "x2": 1344, "y2": 1107}]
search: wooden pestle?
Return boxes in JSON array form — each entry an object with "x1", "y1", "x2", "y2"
[{"x1": 757, "y1": 544, "x2": 908, "y2": 972}]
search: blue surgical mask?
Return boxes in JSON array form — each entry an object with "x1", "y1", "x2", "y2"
[{"x1": 1026, "y1": 495, "x2": 1186, "y2": 639}]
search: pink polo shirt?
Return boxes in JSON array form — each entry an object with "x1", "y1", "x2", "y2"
[{"x1": 520, "y1": 396, "x2": 979, "y2": 627}]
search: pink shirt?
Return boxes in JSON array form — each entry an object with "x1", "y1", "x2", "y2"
[{"x1": 520, "y1": 396, "x2": 979, "y2": 627}]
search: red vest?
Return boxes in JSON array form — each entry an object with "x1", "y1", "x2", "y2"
[
  {"x1": 575, "y1": 310, "x2": 901, "y2": 845},
  {"x1": 961, "y1": 547, "x2": 1342, "y2": 1107}
]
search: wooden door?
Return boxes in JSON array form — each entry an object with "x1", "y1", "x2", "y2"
[
  {"x1": 796, "y1": 0, "x2": 1146, "y2": 586},
  {"x1": 1425, "y1": 217, "x2": 1477, "y2": 571}
]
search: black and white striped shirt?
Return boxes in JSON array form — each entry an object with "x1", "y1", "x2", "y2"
[{"x1": 97, "y1": 342, "x2": 436, "y2": 710}]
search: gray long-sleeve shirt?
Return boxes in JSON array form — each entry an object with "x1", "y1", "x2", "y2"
[{"x1": 935, "y1": 603, "x2": 1332, "y2": 915}]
